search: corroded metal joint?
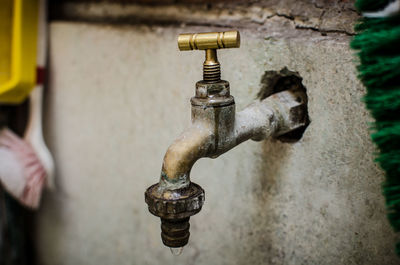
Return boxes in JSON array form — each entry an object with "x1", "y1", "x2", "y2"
[
  {"x1": 145, "y1": 182, "x2": 205, "y2": 247},
  {"x1": 191, "y1": 80, "x2": 234, "y2": 107}
]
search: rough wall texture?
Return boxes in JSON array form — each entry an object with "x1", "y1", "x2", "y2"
[
  {"x1": 50, "y1": 0, "x2": 358, "y2": 35},
  {"x1": 36, "y1": 2, "x2": 398, "y2": 265}
]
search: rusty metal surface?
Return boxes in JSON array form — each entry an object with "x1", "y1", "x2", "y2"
[
  {"x1": 145, "y1": 182, "x2": 204, "y2": 219},
  {"x1": 144, "y1": 30, "x2": 308, "y2": 249},
  {"x1": 145, "y1": 80, "x2": 308, "y2": 248},
  {"x1": 145, "y1": 182, "x2": 204, "y2": 247},
  {"x1": 191, "y1": 80, "x2": 234, "y2": 107},
  {"x1": 160, "y1": 217, "x2": 190, "y2": 248}
]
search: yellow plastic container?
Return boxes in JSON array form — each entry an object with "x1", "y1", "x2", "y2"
[{"x1": 0, "y1": 0, "x2": 38, "y2": 104}]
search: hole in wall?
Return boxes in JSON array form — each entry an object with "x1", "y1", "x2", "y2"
[{"x1": 257, "y1": 67, "x2": 310, "y2": 142}]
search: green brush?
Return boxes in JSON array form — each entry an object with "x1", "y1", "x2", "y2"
[{"x1": 351, "y1": 0, "x2": 400, "y2": 255}]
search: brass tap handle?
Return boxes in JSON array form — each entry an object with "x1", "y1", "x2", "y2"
[
  {"x1": 177, "y1": 31, "x2": 240, "y2": 51},
  {"x1": 177, "y1": 31, "x2": 240, "y2": 83}
]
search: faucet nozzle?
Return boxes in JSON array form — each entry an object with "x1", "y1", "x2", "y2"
[
  {"x1": 145, "y1": 182, "x2": 205, "y2": 248},
  {"x1": 161, "y1": 217, "x2": 190, "y2": 248}
]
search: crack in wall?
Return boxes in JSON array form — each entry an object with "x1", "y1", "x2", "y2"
[
  {"x1": 261, "y1": 11, "x2": 355, "y2": 36},
  {"x1": 295, "y1": 26, "x2": 355, "y2": 36},
  {"x1": 268, "y1": 11, "x2": 355, "y2": 36}
]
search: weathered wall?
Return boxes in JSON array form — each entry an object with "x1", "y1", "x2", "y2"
[{"x1": 36, "y1": 1, "x2": 399, "y2": 264}]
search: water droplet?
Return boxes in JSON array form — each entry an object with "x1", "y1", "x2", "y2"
[{"x1": 170, "y1": 247, "x2": 183, "y2": 256}]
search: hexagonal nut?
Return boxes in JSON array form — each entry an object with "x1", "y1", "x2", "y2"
[
  {"x1": 145, "y1": 182, "x2": 205, "y2": 219},
  {"x1": 195, "y1": 80, "x2": 230, "y2": 98},
  {"x1": 270, "y1": 89, "x2": 308, "y2": 136}
]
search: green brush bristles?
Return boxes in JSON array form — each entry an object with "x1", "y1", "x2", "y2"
[
  {"x1": 351, "y1": 0, "x2": 400, "y2": 255},
  {"x1": 356, "y1": 0, "x2": 394, "y2": 12}
]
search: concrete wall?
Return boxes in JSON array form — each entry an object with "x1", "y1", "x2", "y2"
[{"x1": 36, "y1": 2, "x2": 398, "y2": 264}]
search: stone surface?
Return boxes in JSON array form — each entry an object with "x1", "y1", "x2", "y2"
[
  {"x1": 35, "y1": 21, "x2": 398, "y2": 265},
  {"x1": 50, "y1": 0, "x2": 359, "y2": 35}
]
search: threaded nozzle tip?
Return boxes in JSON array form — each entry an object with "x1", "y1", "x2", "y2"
[{"x1": 160, "y1": 218, "x2": 190, "y2": 248}]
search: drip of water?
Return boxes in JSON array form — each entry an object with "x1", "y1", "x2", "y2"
[{"x1": 170, "y1": 247, "x2": 184, "y2": 256}]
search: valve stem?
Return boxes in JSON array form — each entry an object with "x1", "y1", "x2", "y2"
[{"x1": 203, "y1": 49, "x2": 221, "y2": 83}]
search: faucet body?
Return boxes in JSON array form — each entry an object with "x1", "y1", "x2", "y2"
[
  {"x1": 159, "y1": 80, "x2": 306, "y2": 191},
  {"x1": 145, "y1": 30, "x2": 308, "y2": 249},
  {"x1": 145, "y1": 79, "x2": 307, "y2": 248}
]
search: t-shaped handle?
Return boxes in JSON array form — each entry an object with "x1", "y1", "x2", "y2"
[
  {"x1": 177, "y1": 31, "x2": 240, "y2": 50},
  {"x1": 177, "y1": 31, "x2": 240, "y2": 83}
]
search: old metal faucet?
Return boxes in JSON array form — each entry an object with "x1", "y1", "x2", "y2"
[{"x1": 145, "y1": 31, "x2": 308, "y2": 249}]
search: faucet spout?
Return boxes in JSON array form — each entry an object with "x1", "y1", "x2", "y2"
[{"x1": 160, "y1": 124, "x2": 213, "y2": 192}]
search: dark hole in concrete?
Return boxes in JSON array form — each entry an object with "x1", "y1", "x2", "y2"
[{"x1": 257, "y1": 67, "x2": 310, "y2": 142}]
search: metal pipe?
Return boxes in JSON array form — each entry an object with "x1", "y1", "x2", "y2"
[
  {"x1": 159, "y1": 124, "x2": 213, "y2": 191},
  {"x1": 158, "y1": 89, "x2": 305, "y2": 192}
]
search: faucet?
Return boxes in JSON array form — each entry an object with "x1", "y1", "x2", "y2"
[{"x1": 145, "y1": 31, "x2": 308, "y2": 249}]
